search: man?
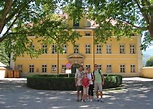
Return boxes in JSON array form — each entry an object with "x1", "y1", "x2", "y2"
[
  {"x1": 93, "y1": 64, "x2": 104, "y2": 102},
  {"x1": 75, "y1": 65, "x2": 84, "y2": 102}
]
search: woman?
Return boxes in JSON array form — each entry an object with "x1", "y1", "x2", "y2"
[{"x1": 86, "y1": 67, "x2": 94, "y2": 102}]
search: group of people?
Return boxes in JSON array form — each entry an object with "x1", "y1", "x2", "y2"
[{"x1": 74, "y1": 64, "x2": 104, "y2": 102}]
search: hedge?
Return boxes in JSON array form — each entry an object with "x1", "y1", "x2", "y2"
[{"x1": 27, "y1": 74, "x2": 122, "y2": 90}]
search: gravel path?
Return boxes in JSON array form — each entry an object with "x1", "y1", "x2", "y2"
[{"x1": 0, "y1": 77, "x2": 153, "y2": 109}]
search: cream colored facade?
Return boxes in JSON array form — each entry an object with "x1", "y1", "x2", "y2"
[{"x1": 10, "y1": 16, "x2": 143, "y2": 77}]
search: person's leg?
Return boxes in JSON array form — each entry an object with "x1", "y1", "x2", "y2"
[
  {"x1": 84, "y1": 88, "x2": 87, "y2": 101},
  {"x1": 99, "y1": 91, "x2": 103, "y2": 102},
  {"x1": 90, "y1": 84, "x2": 94, "y2": 101},
  {"x1": 99, "y1": 84, "x2": 103, "y2": 102},
  {"x1": 80, "y1": 86, "x2": 83, "y2": 100},
  {"x1": 88, "y1": 85, "x2": 91, "y2": 100},
  {"x1": 94, "y1": 83, "x2": 99, "y2": 101},
  {"x1": 82, "y1": 87, "x2": 86, "y2": 102},
  {"x1": 76, "y1": 86, "x2": 80, "y2": 101},
  {"x1": 86, "y1": 87, "x2": 89, "y2": 101}
]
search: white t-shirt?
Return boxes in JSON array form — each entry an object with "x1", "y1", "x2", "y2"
[
  {"x1": 87, "y1": 73, "x2": 93, "y2": 85},
  {"x1": 75, "y1": 70, "x2": 84, "y2": 86}
]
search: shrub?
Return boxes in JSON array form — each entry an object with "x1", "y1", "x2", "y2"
[{"x1": 27, "y1": 74, "x2": 122, "y2": 90}]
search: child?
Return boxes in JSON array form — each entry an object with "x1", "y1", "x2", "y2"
[{"x1": 81, "y1": 73, "x2": 90, "y2": 102}]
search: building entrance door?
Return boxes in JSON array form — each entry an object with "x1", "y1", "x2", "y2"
[{"x1": 71, "y1": 64, "x2": 80, "y2": 74}]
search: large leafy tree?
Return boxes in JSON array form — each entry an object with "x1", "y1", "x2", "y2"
[
  {"x1": 0, "y1": 0, "x2": 80, "y2": 60},
  {"x1": 145, "y1": 56, "x2": 153, "y2": 66},
  {"x1": 63, "y1": 0, "x2": 153, "y2": 49},
  {"x1": 0, "y1": 42, "x2": 9, "y2": 65},
  {"x1": 1, "y1": 0, "x2": 153, "y2": 60}
]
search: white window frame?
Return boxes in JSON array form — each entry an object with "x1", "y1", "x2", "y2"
[
  {"x1": 96, "y1": 44, "x2": 102, "y2": 54},
  {"x1": 29, "y1": 65, "x2": 34, "y2": 73},
  {"x1": 130, "y1": 65, "x2": 136, "y2": 73},
  {"x1": 42, "y1": 44, "x2": 48, "y2": 54},
  {"x1": 61, "y1": 65, "x2": 66, "y2": 73},
  {"x1": 74, "y1": 44, "x2": 79, "y2": 53},
  {"x1": 97, "y1": 64, "x2": 102, "y2": 71},
  {"x1": 85, "y1": 65, "x2": 90, "y2": 69},
  {"x1": 120, "y1": 44, "x2": 125, "y2": 54},
  {"x1": 85, "y1": 31, "x2": 91, "y2": 36},
  {"x1": 120, "y1": 65, "x2": 125, "y2": 73},
  {"x1": 51, "y1": 65, "x2": 57, "y2": 73},
  {"x1": 85, "y1": 44, "x2": 91, "y2": 54},
  {"x1": 106, "y1": 44, "x2": 112, "y2": 54},
  {"x1": 63, "y1": 44, "x2": 67, "y2": 54},
  {"x1": 18, "y1": 65, "x2": 23, "y2": 73},
  {"x1": 52, "y1": 44, "x2": 57, "y2": 54},
  {"x1": 107, "y1": 65, "x2": 112, "y2": 73},
  {"x1": 42, "y1": 65, "x2": 47, "y2": 73},
  {"x1": 130, "y1": 44, "x2": 135, "y2": 54}
]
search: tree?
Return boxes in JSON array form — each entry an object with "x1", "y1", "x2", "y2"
[
  {"x1": 145, "y1": 56, "x2": 153, "y2": 66},
  {"x1": 0, "y1": 42, "x2": 9, "y2": 66},
  {"x1": 0, "y1": 0, "x2": 80, "y2": 60},
  {"x1": 63, "y1": 0, "x2": 153, "y2": 49},
  {"x1": 1, "y1": 0, "x2": 153, "y2": 60}
]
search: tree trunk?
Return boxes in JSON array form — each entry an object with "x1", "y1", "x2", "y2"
[{"x1": 0, "y1": 0, "x2": 12, "y2": 33}]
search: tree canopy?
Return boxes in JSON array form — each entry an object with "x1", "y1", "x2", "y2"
[
  {"x1": 145, "y1": 56, "x2": 153, "y2": 67},
  {"x1": 0, "y1": 0, "x2": 153, "y2": 60},
  {"x1": 0, "y1": 0, "x2": 80, "y2": 60},
  {"x1": 63, "y1": 0, "x2": 153, "y2": 49}
]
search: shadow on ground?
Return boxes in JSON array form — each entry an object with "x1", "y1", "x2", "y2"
[{"x1": 0, "y1": 78, "x2": 153, "y2": 109}]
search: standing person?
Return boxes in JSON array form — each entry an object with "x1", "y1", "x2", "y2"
[
  {"x1": 86, "y1": 67, "x2": 94, "y2": 102},
  {"x1": 81, "y1": 73, "x2": 90, "y2": 102},
  {"x1": 93, "y1": 64, "x2": 104, "y2": 102},
  {"x1": 75, "y1": 65, "x2": 84, "y2": 102}
]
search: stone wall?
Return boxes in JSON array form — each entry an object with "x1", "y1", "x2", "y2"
[{"x1": 141, "y1": 67, "x2": 153, "y2": 78}]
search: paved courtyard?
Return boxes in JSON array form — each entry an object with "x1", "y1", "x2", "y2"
[{"x1": 0, "y1": 77, "x2": 153, "y2": 109}]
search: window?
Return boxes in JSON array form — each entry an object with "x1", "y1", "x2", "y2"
[
  {"x1": 107, "y1": 65, "x2": 112, "y2": 73},
  {"x1": 130, "y1": 65, "x2": 136, "y2": 73},
  {"x1": 42, "y1": 65, "x2": 47, "y2": 73},
  {"x1": 97, "y1": 64, "x2": 102, "y2": 71},
  {"x1": 51, "y1": 65, "x2": 57, "y2": 73},
  {"x1": 17, "y1": 65, "x2": 23, "y2": 73},
  {"x1": 106, "y1": 44, "x2": 112, "y2": 54},
  {"x1": 85, "y1": 44, "x2": 91, "y2": 54},
  {"x1": 52, "y1": 44, "x2": 57, "y2": 54},
  {"x1": 63, "y1": 44, "x2": 67, "y2": 54},
  {"x1": 120, "y1": 44, "x2": 125, "y2": 54},
  {"x1": 29, "y1": 65, "x2": 34, "y2": 73},
  {"x1": 85, "y1": 65, "x2": 90, "y2": 69},
  {"x1": 96, "y1": 44, "x2": 102, "y2": 54},
  {"x1": 42, "y1": 45, "x2": 48, "y2": 54},
  {"x1": 120, "y1": 65, "x2": 125, "y2": 73},
  {"x1": 130, "y1": 44, "x2": 135, "y2": 54},
  {"x1": 61, "y1": 65, "x2": 66, "y2": 73},
  {"x1": 74, "y1": 44, "x2": 79, "y2": 53},
  {"x1": 85, "y1": 32, "x2": 91, "y2": 36}
]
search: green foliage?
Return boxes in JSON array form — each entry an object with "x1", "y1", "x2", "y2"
[
  {"x1": 27, "y1": 74, "x2": 122, "y2": 90},
  {"x1": 27, "y1": 74, "x2": 76, "y2": 90},
  {"x1": 1, "y1": 0, "x2": 153, "y2": 59},
  {"x1": 141, "y1": 31, "x2": 153, "y2": 50},
  {"x1": 0, "y1": 0, "x2": 81, "y2": 60},
  {"x1": 103, "y1": 74, "x2": 122, "y2": 89},
  {"x1": 63, "y1": 0, "x2": 153, "y2": 48},
  {"x1": 145, "y1": 56, "x2": 153, "y2": 67},
  {"x1": 0, "y1": 42, "x2": 9, "y2": 66}
]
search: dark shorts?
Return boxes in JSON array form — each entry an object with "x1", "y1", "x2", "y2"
[{"x1": 76, "y1": 86, "x2": 83, "y2": 91}]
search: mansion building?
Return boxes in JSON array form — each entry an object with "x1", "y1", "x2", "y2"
[{"x1": 10, "y1": 14, "x2": 142, "y2": 77}]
